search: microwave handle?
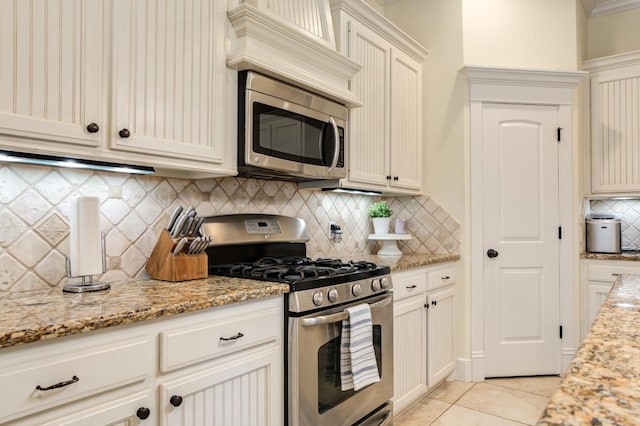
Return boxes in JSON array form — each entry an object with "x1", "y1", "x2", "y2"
[
  {"x1": 327, "y1": 116, "x2": 340, "y2": 172},
  {"x1": 301, "y1": 295, "x2": 391, "y2": 327}
]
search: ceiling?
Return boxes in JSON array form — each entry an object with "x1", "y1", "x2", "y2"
[{"x1": 378, "y1": 0, "x2": 640, "y2": 17}]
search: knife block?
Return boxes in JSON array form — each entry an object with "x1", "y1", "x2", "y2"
[{"x1": 145, "y1": 230, "x2": 208, "y2": 281}]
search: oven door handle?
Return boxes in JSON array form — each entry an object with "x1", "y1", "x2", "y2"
[{"x1": 301, "y1": 296, "x2": 391, "y2": 327}]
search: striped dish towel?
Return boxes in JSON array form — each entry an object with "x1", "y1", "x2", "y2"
[{"x1": 340, "y1": 303, "x2": 380, "y2": 391}]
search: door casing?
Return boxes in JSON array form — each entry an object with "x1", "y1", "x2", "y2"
[{"x1": 465, "y1": 66, "x2": 586, "y2": 382}]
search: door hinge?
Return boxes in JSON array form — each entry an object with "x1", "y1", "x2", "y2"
[
  {"x1": 558, "y1": 226, "x2": 562, "y2": 239},
  {"x1": 559, "y1": 325, "x2": 563, "y2": 339},
  {"x1": 557, "y1": 127, "x2": 562, "y2": 142}
]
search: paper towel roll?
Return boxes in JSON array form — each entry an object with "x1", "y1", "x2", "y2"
[{"x1": 69, "y1": 196, "x2": 103, "y2": 277}]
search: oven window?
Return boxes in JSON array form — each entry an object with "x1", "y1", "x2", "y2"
[
  {"x1": 252, "y1": 102, "x2": 343, "y2": 167},
  {"x1": 317, "y1": 325, "x2": 382, "y2": 414}
]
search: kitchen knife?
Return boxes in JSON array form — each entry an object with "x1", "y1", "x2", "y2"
[
  {"x1": 172, "y1": 237, "x2": 188, "y2": 256},
  {"x1": 166, "y1": 205, "x2": 183, "y2": 231},
  {"x1": 188, "y1": 237, "x2": 201, "y2": 255},
  {"x1": 171, "y1": 214, "x2": 188, "y2": 238},
  {"x1": 181, "y1": 217, "x2": 194, "y2": 238},
  {"x1": 192, "y1": 217, "x2": 205, "y2": 237},
  {"x1": 184, "y1": 206, "x2": 196, "y2": 218}
]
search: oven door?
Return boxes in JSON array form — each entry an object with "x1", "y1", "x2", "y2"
[
  {"x1": 288, "y1": 293, "x2": 393, "y2": 426},
  {"x1": 242, "y1": 89, "x2": 346, "y2": 180}
]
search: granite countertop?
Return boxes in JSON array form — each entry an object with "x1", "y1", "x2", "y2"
[
  {"x1": 0, "y1": 253, "x2": 458, "y2": 351},
  {"x1": 538, "y1": 274, "x2": 640, "y2": 425},
  {"x1": 0, "y1": 277, "x2": 289, "y2": 350},
  {"x1": 581, "y1": 251, "x2": 640, "y2": 261}
]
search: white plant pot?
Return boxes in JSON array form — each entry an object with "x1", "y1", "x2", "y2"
[{"x1": 372, "y1": 217, "x2": 392, "y2": 234}]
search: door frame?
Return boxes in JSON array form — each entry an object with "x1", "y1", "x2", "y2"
[{"x1": 465, "y1": 66, "x2": 586, "y2": 381}]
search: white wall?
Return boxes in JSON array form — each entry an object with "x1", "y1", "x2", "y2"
[
  {"x1": 462, "y1": 0, "x2": 579, "y2": 69},
  {"x1": 588, "y1": 7, "x2": 640, "y2": 59}
]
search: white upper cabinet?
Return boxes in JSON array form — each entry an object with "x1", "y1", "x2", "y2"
[
  {"x1": 585, "y1": 51, "x2": 640, "y2": 194},
  {"x1": 0, "y1": 0, "x2": 236, "y2": 178},
  {"x1": 0, "y1": 0, "x2": 103, "y2": 150},
  {"x1": 110, "y1": 0, "x2": 228, "y2": 167},
  {"x1": 330, "y1": 0, "x2": 428, "y2": 195}
]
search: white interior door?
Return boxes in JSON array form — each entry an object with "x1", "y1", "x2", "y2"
[{"x1": 483, "y1": 103, "x2": 561, "y2": 377}]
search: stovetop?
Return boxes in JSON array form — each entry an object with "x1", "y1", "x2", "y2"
[{"x1": 210, "y1": 256, "x2": 391, "y2": 292}]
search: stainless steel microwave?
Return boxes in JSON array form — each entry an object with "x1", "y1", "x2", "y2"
[{"x1": 238, "y1": 71, "x2": 347, "y2": 181}]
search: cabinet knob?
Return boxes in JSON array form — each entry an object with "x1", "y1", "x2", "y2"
[
  {"x1": 487, "y1": 249, "x2": 499, "y2": 258},
  {"x1": 386, "y1": 175, "x2": 391, "y2": 180},
  {"x1": 432, "y1": 300, "x2": 437, "y2": 306},
  {"x1": 86, "y1": 123, "x2": 100, "y2": 133},
  {"x1": 119, "y1": 128, "x2": 131, "y2": 138},
  {"x1": 170, "y1": 395, "x2": 183, "y2": 407},
  {"x1": 136, "y1": 407, "x2": 151, "y2": 420},
  {"x1": 393, "y1": 176, "x2": 399, "y2": 181}
]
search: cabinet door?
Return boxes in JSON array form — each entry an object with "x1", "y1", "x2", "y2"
[
  {"x1": 390, "y1": 48, "x2": 422, "y2": 191},
  {"x1": 28, "y1": 392, "x2": 153, "y2": 426},
  {"x1": 345, "y1": 19, "x2": 390, "y2": 187},
  {"x1": 393, "y1": 296, "x2": 427, "y2": 413},
  {"x1": 160, "y1": 348, "x2": 281, "y2": 426},
  {"x1": 427, "y1": 286, "x2": 455, "y2": 388},
  {"x1": 0, "y1": 0, "x2": 102, "y2": 150},
  {"x1": 111, "y1": 0, "x2": 226, "y2": 164},
  {"x1": 590, "y1": 65, "x2": 640, "y2": 193}
]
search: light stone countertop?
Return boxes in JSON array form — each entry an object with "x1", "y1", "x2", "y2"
[
  {"x1": 581, "y1": 252, "x2": 640, "y2": 261},
  {"x1": 0, "y1": 253, "x2": 459, "y2": 350},
  {"x1": 537, "y1": 274, "x2": 640, "y2": 425}
]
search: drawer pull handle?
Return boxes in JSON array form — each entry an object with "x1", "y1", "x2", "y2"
[
  {"x1": 170, "y1": 395, "x2": 183, "y2": 407},
  {"x1": 35, "y1": 375, "x2": 79, "y2": 391},
  {"x1": 406, "y1": 285, "x2": 417, "y2": 289},
  {"x1": 136, "y1": 407, "x2": 151, "y2": 420},
  {"x1": 219, "y1": 332, "x2": 244, "y2": 342},
  {"x1": 442, "y1": 276, "x2": 450, "y2": 280}
]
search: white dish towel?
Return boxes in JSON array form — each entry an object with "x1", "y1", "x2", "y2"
[{"x1": 340, "y1": 303, "x2": 380, "y2": 391}]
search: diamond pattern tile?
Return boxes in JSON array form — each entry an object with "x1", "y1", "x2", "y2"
[{"x1": 0, "y1": 163, "x2": 460, "y2": 292}]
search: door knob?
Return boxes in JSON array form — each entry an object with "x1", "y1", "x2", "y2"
[{"x1": 487, "y1": 249, "x2": 499, "y2": 258}]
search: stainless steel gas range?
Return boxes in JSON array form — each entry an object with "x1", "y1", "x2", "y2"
[{"x1": 202, "y1": 214, "x2": 394, "y2": 426}]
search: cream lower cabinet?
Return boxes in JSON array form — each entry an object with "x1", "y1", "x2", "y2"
[
  {"x1": 0, "y1": 0, "x2": 235, "y2": 177},
  {"x1": 330, "y1": 0, "x2": 428, "y2": 195},
  {"x1": 0, "y1": 296, "x2": 283, "y2": 426},
  {"x1": 581, "y1": 259, "x2": 640, "y2": 338},
  {"x1": 392, "y1": 263, "x2": 457, "y2": 415}
]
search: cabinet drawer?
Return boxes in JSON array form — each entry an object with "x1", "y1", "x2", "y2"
[
  {"x1": 393, "y1": 270, "x2": 427, "y2": 302},
  {"x1": 160, "y1": 306, "x2": 280, "y2": 372},
  {"x1": 427, "y1": 266, "x2": 456, "y2": 291},
  {"x1": 0, "y1": 337, "x2": 152, "y2": 423},
  {"x1": 587, "y1": 264, "x2": 640, "y2": 282}
]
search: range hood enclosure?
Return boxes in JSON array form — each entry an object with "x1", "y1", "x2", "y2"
[{"x1": 226, "y1": 0, "x2": 362, "y2": 107}]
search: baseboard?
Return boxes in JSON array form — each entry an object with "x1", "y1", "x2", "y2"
[
  {"x1": 471, "y1": 351, "x2": 485, "y2": 381},
  {"x1": 561, "y1": 348, "x2": 576, "y2": 374},
  {"x1": 454, "y1": 357, "x2": 473, "y2": 382}
]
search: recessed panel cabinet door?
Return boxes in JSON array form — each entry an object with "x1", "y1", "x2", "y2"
[
  {"x1": 111, "y1": 0, "x2": 226, "y2": 163},
  {"x1": 0, "y1": 0, "x2": 102, "y2": 149}
]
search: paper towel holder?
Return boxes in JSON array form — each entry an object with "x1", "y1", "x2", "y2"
[{"x1": 63, "y1": 233, "x2": 110, "y2": 293}]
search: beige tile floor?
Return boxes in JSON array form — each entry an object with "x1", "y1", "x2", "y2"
[{"x1": 394, "y1": 376, "x2": 561, "y2": 426}]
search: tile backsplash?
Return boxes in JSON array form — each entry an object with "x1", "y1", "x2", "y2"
[
  {"x1": 590, "y1": 199, "x2": 640, "y2": 250},
  {"x1": 0, "y1": 163, "x2": 460, "y2": 292}
]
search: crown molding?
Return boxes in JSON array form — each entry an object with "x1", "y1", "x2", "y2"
[
  {"x1": 589, "y1": 0, "x2": 640, "y2": 16},
  {"x1": 465, "y1": 66, "x2": 587, "y2": 88},
  {"x1": 583, "y1": 49, "x2": 640, "y2": 71}
]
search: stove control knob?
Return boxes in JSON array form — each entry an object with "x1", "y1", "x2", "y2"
[
  {"x1": 328, "y1": 288, "x2": 338, "y2": 303},
  {"x1": 352, "y1": 283, "x2": 362, "y2": 297},
  {"x1": 312, "y1": 291, "x2": 324, "y2": 306},
  {"x1": 380, "y1": 277, "x2": 390, "y2": 289},
  {"x1": 371, "y1": 279, "x2": 381, "y2": 292}
]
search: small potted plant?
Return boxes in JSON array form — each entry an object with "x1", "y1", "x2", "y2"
[{"x1": 368, "y1": 200, "x2": 393, "y2": 234}]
